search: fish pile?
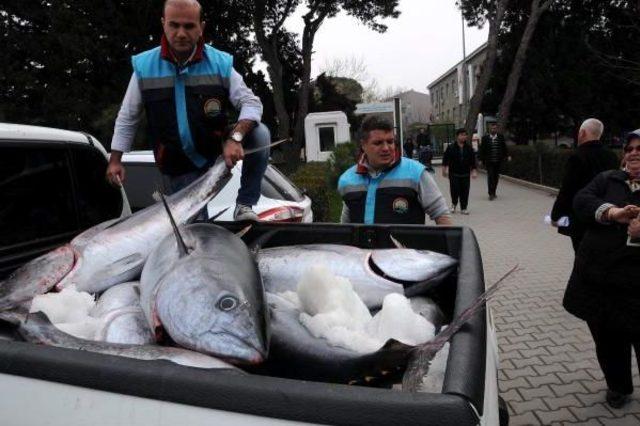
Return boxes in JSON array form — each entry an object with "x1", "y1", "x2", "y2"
[{"x1": 0, "y1": 157, "x2": 509, "y2": 390}]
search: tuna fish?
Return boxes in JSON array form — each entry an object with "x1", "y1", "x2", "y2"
[
  {"x1": 257, "y1": 265, "x2": 517, "y2": 387},
  {"x1": 90, "y1": 282, "x2": 154, "y2": 345},
  {"x1": 140, "y1": 221, "x2": 269, "y2": 365},
  {"x1": 257, "y1": 245, "x2": 458, "y2": 308},
  {"x1": 15, "y1": 311, "x2": 240, "y2": 371}
]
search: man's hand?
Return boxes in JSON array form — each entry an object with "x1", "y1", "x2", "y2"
[
  {"x1": 471, "y1": 169, "x2": 478, "y2": 179},
  {"x1": 608, "y1": 205, "x2": 640, "y2": 224},
  {"x1": 223, "y1": 139, "x2": 244, "y2": 168},
  {"x1": 628, "y1": 217, "x2": 640, "y2": 238},
  {"x1": 442, "y1": 167, "x2": 448, "y2": 178},
  {"x1": 106, "y1": 151, "x2": 125, "y2": 187}
]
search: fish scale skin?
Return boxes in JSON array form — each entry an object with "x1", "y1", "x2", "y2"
[
  {"x1": 258, "y1": 245, "x2": 457, "y2": 309},
  {"x1": 0, "y1": 246, "x2": 75, "y2": 311}
]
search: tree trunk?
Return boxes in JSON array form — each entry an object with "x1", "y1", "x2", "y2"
[
  {"x1": 464, "y1": 0, "x2": 510, "y2": 136},
  {"x1": 291, "y1": 10, "x2": 328, "y2": 169},
  {"x1": 497, "y1": 0, "x2": 552, "y2": 131},
  {"x1": 252, "y1": 2, "x2": 292, "y2": 141}
]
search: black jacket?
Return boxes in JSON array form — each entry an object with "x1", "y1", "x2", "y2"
[
  {"x1": 563, "y1": 170, "x2": 640, "y2": 334},
  {"x1": 479, "y1": 133, "x2": 508, "y2": 164},
  {"x1": 551, "y1": 141, "x2": 620, "y2": 238},
  {"x1": 443, "y1": 142, "x2": 476, "y2": 176}
]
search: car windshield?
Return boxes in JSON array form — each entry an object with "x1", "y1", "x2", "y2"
[{"x1": 261, "y1": 166, "x2": 305, "y2": 202}]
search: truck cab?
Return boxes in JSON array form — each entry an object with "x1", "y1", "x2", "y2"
[{"x1": 0, "y1": 123, "x2": 130, "y2": 279}]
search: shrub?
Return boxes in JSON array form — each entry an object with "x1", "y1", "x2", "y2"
[
  {"x1": 289, "y1": 162, "x2": 333, "y2": 222},
  {"x1": 327, "y1": 141, "x2": 359, "y2": 187}
]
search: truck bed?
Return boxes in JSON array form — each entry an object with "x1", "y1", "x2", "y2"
[{"x1": 0, "y1": 223, "x2": 488, "y2": 425}]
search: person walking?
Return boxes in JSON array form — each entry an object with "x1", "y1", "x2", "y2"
[
  {"x1": 442, "y1": 128, "x2": 477, "y2": 214},
  {"x1": 479, "y1": 122, "x2": 510, "y2": 200},
  {"x1": 418, "y1": 142, "x2": 435, "y2": 173},
  {"x1": 403, "y1": 137, "x2": 415, "y2": 159},
  {"x1": 550, "y1": 118, "x2": 620, "y2": 251},
  {"x1": 563, "y1": 130, "x2": 640, "y2": 409},
  {"x1": 106, "y1": 0, "x2": 269, "y2": 221},
  {"x1": 338, "y1": 117, "x2": 451, "y2": 225}
]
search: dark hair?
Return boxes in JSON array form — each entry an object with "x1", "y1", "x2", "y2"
[
  {"x1": 456, "y1": 128, "x2": 467, "y2": 136},
  {"x1": 360, "y1": 116, "x2": 394, "y2": 141}
]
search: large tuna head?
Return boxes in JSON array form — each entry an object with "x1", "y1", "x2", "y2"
[{"x1": 142, "y1": 223, "x2": 269, "y2": 365}]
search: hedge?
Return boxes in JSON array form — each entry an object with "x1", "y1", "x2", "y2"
[{"x1": 500, "y1": 145, "x2": 623, "y2": 188}]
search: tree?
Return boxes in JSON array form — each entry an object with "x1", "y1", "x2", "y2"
[
  {"x1": 253, "y1": 0, "x2": 400, "y2": 169},
  {"x1": 252, "y1": 0, "x2": 301, "y2": 142},
  {"x1": 458, "y1": 0, "x2": 511, "y2": 135},
  {"x1": 485, "y1": 0, "x2": 640, "y2": 142},
  {"x1": 311, "y1": 73, "x2": 363, "y2": 127},
  {"x1": 496, "y1": 0, "x2": 554, "y2": 130}
]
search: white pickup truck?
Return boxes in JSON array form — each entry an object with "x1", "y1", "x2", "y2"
[{"x1": 0, "y1": 123, "x2": 507, "y2": 426}]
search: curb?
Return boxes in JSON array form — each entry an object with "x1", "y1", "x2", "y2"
[
  {"x1": 433, "y1": 165, "x2": 560, "y2": 196},
  {"x1": 479, "y1": 169, "x2": 559, "y2": 196}
]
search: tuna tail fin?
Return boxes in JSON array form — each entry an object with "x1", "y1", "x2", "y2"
[
  {"x1": 155, "y1": 191, "x2": 189, "y2": 257},
  {"x1": 401, "y1": 265, "x2": 519, "y2": 392}
]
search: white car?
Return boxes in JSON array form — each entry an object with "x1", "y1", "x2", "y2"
[{"x1": 120, "y1": 151, "x2": 313, "y2": 223}]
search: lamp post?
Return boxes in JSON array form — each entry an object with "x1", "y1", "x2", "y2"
[{"x1": 461, "y1": 13, "x2": 469, "y2": 130}]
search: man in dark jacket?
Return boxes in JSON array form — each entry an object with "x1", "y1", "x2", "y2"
[
  {"x1": 479, "y1": 122, "x2": 510, "y2": 200},
  {"x1": 551, "y1": 118, "x2": 620, "y2": 251},
  {"x1": 442, "y1": 128, "x2": 477, "y2": 214}
]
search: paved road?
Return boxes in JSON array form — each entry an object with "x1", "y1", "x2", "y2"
[{"x1": 432, "y1": 169, "x2": 640, "y2": 425}]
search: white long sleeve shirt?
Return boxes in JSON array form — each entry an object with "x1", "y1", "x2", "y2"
[{"x1": 110, "y1": 68, "x2": 263, "y2": 153}]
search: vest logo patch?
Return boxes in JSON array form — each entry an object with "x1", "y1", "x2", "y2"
[
  {"x1": 204, "y1": 98, "x2": 222, "y2": 117},
  {"x1": 392, "y1": 197, "x2": 409, "y2": 214}
]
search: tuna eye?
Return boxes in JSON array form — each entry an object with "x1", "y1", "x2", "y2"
[{"x1": 218, "y1": 296, "x2": 238, "y2": 311}]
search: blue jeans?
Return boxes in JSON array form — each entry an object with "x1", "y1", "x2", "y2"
[{"x1": 167, "y1": 123, "x2": 271, "y2": 207}]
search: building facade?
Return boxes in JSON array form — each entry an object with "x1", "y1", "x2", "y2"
[{"x1": 428, "y1": 43, "x2": 487, "y2": 128}]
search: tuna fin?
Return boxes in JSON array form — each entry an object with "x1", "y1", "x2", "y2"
[
  {"x1": 401, "y1": 265, "x2": 520, "y2": 392},
  {"x1": 389, "y1": 234, "x2": 406, "y2": 249},
  {"x1": 209, "y1": 207, "x2": 230, "y2": 222},
  {"x1": 156, "y1": 192, "x2": 189, "y2": 257},
  {"x1": 236, "y1": 225, "x2": 252, "y2": 239}
]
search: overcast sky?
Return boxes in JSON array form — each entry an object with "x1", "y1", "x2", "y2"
[{"x1": 284, "y1": 0, "x2": 488, "y2": 95}]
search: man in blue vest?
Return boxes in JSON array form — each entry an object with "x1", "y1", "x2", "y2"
[
  {"x1": 106, "y1": 0, "x2": 269, "y2": 221},
  {"x1": 338, "y1": 117, "x2": 452, "y2": 225}
]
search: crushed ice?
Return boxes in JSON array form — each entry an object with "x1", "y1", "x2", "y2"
[{"x1": 288, "y1": 265, "x2": 436, "y2": 353}]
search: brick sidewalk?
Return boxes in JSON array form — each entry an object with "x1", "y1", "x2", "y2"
[{"x1": 432, "y1": 169, "x2": 640, "y2": 425}]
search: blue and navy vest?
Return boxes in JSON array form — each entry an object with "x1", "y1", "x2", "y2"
[
  {"x1": 338, "y1": 158, "x2": 426, "y2": 224},
  {"x1": 132, "y1": 37, "x2": 233, "y2": 175}
]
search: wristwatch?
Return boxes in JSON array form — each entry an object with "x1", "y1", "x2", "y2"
[{"x1": 231, "y1": 131, "x2": 244, "y2": 144}]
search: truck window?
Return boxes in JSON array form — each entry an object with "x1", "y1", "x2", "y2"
[
  {"x1": 0, "y1": 145, "x2": 77, "y2": 247},
  {"x1": 69, "y1": 146, "x2": 123, "y2": 227}
]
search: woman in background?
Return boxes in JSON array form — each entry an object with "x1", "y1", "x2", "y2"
[{"x1": 563, "y1": 130, "x2": 640, "y2": 409}]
